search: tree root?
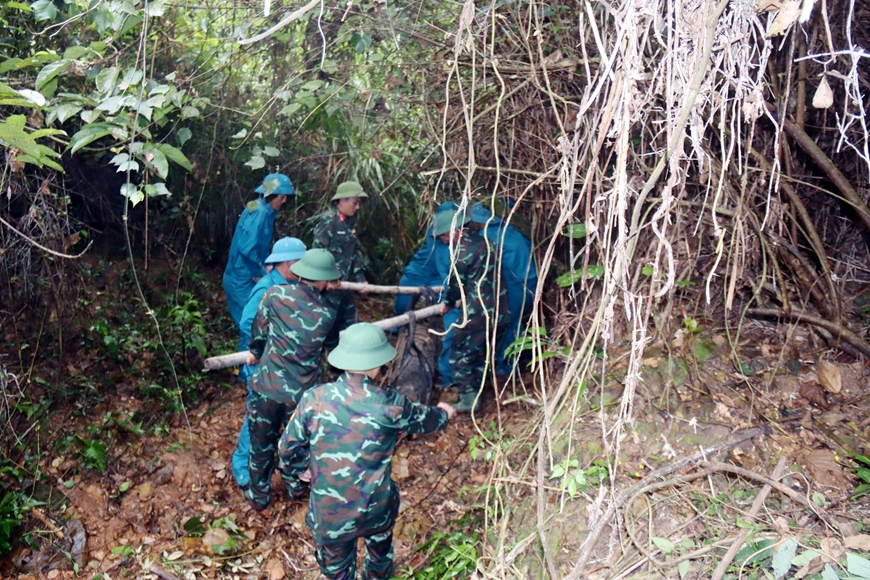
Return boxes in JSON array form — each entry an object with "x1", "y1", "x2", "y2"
[
  {"x1": 747, "y1": 308, "x2": 870, "y2": 359},
  {"x1": 564, "y1": 427, "x2": 761, "y2": 579}
]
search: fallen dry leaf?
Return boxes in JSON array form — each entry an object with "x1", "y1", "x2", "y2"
[
  {"x1": 817, "y1": 359, "x2": 841, "y2": 394},
  {"x1": 799, "y1": 382, "x2": 829, "y2": 409},
  {"x1": 820, "y1": 537, "x2": 846, "y2": 562},
  {"x1": 845, "y1": 534, "x2": 870, "y2": 551},
  {"x1": 266, "y1": 557, "x2": 285, "y2": 580},
  {"x1": 812, "y1": 77, "x2": 834, "y2": 109},
  {"x1": 802, "y1": 450, "x2": 849, "y2": 489},
  {"x1": 767, "y1": 0, "x2": 801, "y2": 36}
]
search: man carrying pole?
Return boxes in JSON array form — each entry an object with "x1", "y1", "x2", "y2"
[
  {"x1": 232, "y1": 236, "x2": 306, "y2": 492},
  {"x1": 244, "y1": 248, "x2": 341, "y2": 510}
]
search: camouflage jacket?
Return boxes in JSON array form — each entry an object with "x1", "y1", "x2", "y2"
[
  {"x1": 312, "y1": 207, "x2": 366, "y2": 282},
  {"x1": 248, "y1": 283, "x2": 337, "y2": 403},
  {"x1": 278, "y1": 373, "x2": 449, "y2": 543},
  {"x1": 444, "y1": 234, "x2": 511, "y2": 328}
]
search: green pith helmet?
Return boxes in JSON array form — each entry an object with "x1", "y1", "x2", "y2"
[
  {"x1": 289, "y1": 249, "x2": 341, "y2": 281},
  {"x1": 331, "y1": 181, "x2": 369, "y2": 201},
  {"x1": 328, "y1": 322, "x2": 397, "y2": 371},
  {"x1": 433, "y1": 209, "x2": 470, "y2": 237}
]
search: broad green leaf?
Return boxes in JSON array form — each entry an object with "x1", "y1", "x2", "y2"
[
  {"x1": 231, "y1": 128, "x2": 247, "y2": 139},
  {"x1": 145, "y1": 183, "x2": 171, "y2": 197},
  {"x1": 0, "y1": 115, "x2": 41, "y2": 157},
  {"x1": 68, "y1": 123, "x2": 112, "y2": 153},
  {"x1": 791, "y1": 550, "x2": 821, "y2": 567},
  {"x1": 95, "y1": 66, "x2": 119, "y2": 95},
  {"x1": 110, "y1": 153, "x2": 129, "y2": 166},
  {"x1": 116, "y1": 160, "x2": 139, "y2": 173},
  {"x1": 80, "y1": 110, "x2": 101, "y2": 123},
  {"x1": 301, "y1": 79, "x2": 324, "y2": 91},
  {"x1": 556, "y1": 270, "x2": 582, "y2": 288},
  {"x1": 36, "y1": 60, "x2": 69, "y2": 91},
  {"x1": 678, "y1": 560, "x2": 689, "y2": 579},
  {"x1": 651, "y1": 537, "x2": 675, "y2": 555},
  {"x1": 145, "y1": 94, "x2": 166, "y2": 108},
  {"x1": 48, "y1": 103, "x2": 84, "y2": 124},
  {"x1": 280, "y1": 103, "x2": 302, "y2": 116},
  {"x1": 149, "y1": 84, "x2": 171, "y2": 96},
  {"x1": 31, "y1": 0, "x2": 57, "y2": 21},
  {"x1": 262, "y1": 146, "x2": 280, "y2": 157},
  {"x1": 821, "y1": 564, "x2": 839, "y2": 580},
  {"x1": 586, "y1": 265, "x2": 605, "y2": 279},
  {"x1": 156, "y1": 143, "x2": 192, "y2": 171},
  {"x1": 96, "y1": 95, "x2": 124, "y2": 114},
  {"x1": 118, "y1": 481, "x2": 130, "y2": 493},
  {"x1": 848, "y1": 552, "x2": 870, "y2": 579},
  {"x1": 63, "y1": 46, "x2": 89, "y2": 60},
  {"x1": 118, "y1": 68, "x2": 144, "y2": 91},
  {"x1": 120, "y1": 183, "x2": 143, "y2": 206},
  {"x1": 16, "y1": 153, "x2": 63, "y2": 171},
  {"x1": 147, "y1": 148, "x2": 169, "y2": 179},
  {"x1": 180, "y1": 105, "x2": 200, "y2": 119},
  {"x1": 30, "y1": 128, "x2": 64, "y2": 139},
  {"x1": 175, "y1": 127, "x2": 192, "y2": 146},
  {"x1": 135, "y1": 102, "x2": 153, "y2": 121},
  {"x1": 7, "y1": 1, "x2": 32, "y2": 11},
  {"x1": 183, "y1": 516, "x2": 206, "y2": 537},
  {"x1": 562, "y1": 223, "x2": 587, "y2": 238},
  {"x1": 245, "y1": 155, "x2": 265, "y2": 170},
  {"x1": 771, "y1": 537, "x2": 797, "y2": 578},
  {"x1": 642, "y1": 266, "x2": 654, "y2": 276},
  {"x1": 15, "y1": 89, "x2": 46, "y2": 107}
]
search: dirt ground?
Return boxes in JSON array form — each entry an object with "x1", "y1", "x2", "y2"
[
  {"x1": 4, "y1": 278, "x2": 870, "y2": 579},
  {"x1": 4, "y1": 362, "x2": 517, "y2": 579}
]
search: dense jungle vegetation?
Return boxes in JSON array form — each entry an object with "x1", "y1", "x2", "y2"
[{"x1": 2, "y1": 0, "x2": 870, "y2": 578}]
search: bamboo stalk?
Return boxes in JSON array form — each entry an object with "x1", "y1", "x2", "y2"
[
  {"x1": 338, "y1": 281, "x2": 443, "y2": 294},
  {"x1": 202, "y1": 304, "x2": 444, "y2": 371}
]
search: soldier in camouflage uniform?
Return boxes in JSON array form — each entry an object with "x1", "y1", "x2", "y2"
[
  {"x1": 278, "y1": 323, "x2": 456, "y2": 580},
  {"x1": 244, "y1": 248, "x2": 341, "y2": 510},
  {"x1": 312, "y1": 181, "x2": 369, "y2": 349},
  {"x1": 436, "y1": 209, "x2": 511, "y2": 413}
]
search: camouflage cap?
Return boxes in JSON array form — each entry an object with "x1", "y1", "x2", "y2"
[
  {"x1": 433, "y1": 208, "x2": 470, "y2": 237},
  {"x1": 290, "y1": 249, "x2": 341, "y2": 281},
  {"x1": 328, "y1": 322, "x2": 397, "y2": 371},
  {"x1": 331, "y1": 181, "x2": 369, "y2": 201}
]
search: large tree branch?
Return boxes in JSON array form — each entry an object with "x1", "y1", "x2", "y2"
[
  {"x1": 776, "y1": 112, "x2": 870, "y2": 232},
  {"x1": 238, "y1": 0, "x2": 322, "y2": 46}
]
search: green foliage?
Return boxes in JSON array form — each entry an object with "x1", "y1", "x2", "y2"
[
  {"x1": 504, "y1": 326, "x2": 570, "y2": 364},
  {"x1": 469, "y1": 422, "x2": 509, "y2": 462},
  {"x1": 77, "y1": 434, "x2": 109, "y2": 472},
  {"x1": 0, "y1": 490, "x2": 27, "y2": 555},
  {"x1": 550, "y1": 458, "x2": 608, "y2": 498},
  {"x1": 849, "y1": 453, "x2": 870, "y2": 500},
  {"x1": 407, "y1": 529, "x2": 479, "y2": 579}
]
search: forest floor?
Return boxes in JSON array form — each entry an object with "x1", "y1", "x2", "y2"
[{"x1": 4, "y1": 261, "x2": 870, "y2": 580}]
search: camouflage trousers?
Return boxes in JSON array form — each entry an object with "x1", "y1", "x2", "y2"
[
  {"x1": 324, "y1": 289, "x2": 358, "y2": 350},
  {"x1": 314, "y1": 529, "x2": 394, "y2": 580},
  {"x1": 449, "y1": 320, "x2": 501, "y2": 396},
  {"x1": 245, "y1": 391, "x2": 301, "y2": 508}
]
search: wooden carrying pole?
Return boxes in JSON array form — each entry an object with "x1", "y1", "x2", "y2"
[
  {"x1": 338, "y1": 281, "x2": 443, "y2": 294},
  {"x1": 202, "y1": 304, "x2": 444, "y2": 371}
]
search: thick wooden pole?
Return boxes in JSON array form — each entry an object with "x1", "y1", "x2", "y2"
[
  {"x1": 202, "y1": 304, "x2": 444, "y2": 371},
  {"x1": 338, "y1": 281, "x2": 443, "y2": 294}
]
